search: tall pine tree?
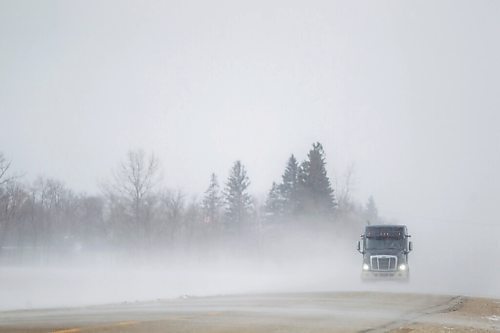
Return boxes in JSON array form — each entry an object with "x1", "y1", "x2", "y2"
[
  {"x1": 298, "y1": 142, "x2": 336, "y2": 216},
  {"x1": 265, "y1": 155, "x2": 301, "y2": 221},
  {"x1": 202, "y1": 173, "x2": 222, "y2": 225},
  {"x1": 265, "y1": 182, "x2": 284, "y2": 220},
  {"x1": 224, "y1": 161, "x2": 252, "y2": 228},
  {"x1": 279, "y1": 154, "x2": 300, "y2": 216}
]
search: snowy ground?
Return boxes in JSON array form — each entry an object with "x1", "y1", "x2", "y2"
[{"x1": 0, "y1": 292, "x2": 498, "y2": 332}]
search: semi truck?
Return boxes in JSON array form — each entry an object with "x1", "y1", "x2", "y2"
[{"x1": 357, "y1": 224, "x2": 413, "y2": 281}]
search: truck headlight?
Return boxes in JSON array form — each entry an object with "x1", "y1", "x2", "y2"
[
  {"x1": 363, "y1": 263, "x2": 370, "y2": 270},
  {"x1": 399, "y1": 264, "x2": 407, "y2": 271}
]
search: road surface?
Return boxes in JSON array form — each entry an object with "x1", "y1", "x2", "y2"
[{"x1": 0, "y1": 292, "x2": 498, "y2": 332}]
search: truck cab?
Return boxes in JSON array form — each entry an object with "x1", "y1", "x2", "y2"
[{"x1": 357, "y1": 224, "x2": 413, "y2": 281}]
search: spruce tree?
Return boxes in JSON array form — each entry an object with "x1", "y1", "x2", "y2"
[
  {"x1": 279, "y1": 154, "x2": 299, "y2": 216},
  {"x1": 224, "y1": 161, "x2": 252, "y2": 228},
  {"x1": 202, "y1": 173, "x2": 222, "y2": 225},
  {"x1": 299, "y1": 142, "x2": 336, "y2": 216},
  {"x1": 265, "y1": 182, "x2": 284, "y2": 219},
  {"x1": 295, "y1": 160, "x2": 309, "y2": 215}
]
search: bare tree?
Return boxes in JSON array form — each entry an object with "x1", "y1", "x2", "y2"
[
  {"x1": 0, "y1": 181, "x2": 28, "y2": 257},
  {"x1": 164, "y1": 190, "x2": 185, "y2": 222},
  {"x1": 31, "y1": 177, "x2": 76, "y2": 258},
  {"x1": 0, "y1": 152, "x2": 12, "y2": 187},
  {"x1": 161, "y1": 189, "x2": 185, "y2": 246},
  {"x1": 0, "y1": 154, "x2": 27, "y2": 259},
  {"x1": 113, "y1": 150, "x2": 160, "y2": 212},
  {"x1": 104, "y1": 149, "x2": 161, "y2": 246}
]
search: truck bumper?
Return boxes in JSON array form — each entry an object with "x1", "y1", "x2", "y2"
[{"x1": 361, "y1": 270, "x2": 409, "y2": 281}]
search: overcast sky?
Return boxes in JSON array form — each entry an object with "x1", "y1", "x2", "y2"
[{"x1": 1, "y1": 0, "x2": 499, "y2": 225}]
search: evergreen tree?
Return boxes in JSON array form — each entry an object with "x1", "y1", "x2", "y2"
[
  {"x1": 298, "y1": 142, "x2": 336, "y2": 216},
  {"x1": 279, "y1": 154, "x2": 299, "y2": 216},
  {"x1": 202, "y1": 173, "x2": 222, "y2": 225},
  {"x1": 294, "y1": 160, "x2": 308, "y2": 215},
  {"x1": 224, "y1": 161, "x2": 252, "y2": 228},
  {"x1": 265, "y1": 182, "x2": 284, "y2": 219}
]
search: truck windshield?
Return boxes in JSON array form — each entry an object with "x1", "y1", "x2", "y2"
[{"x1": 365, "y1": 237, "x2": 405, "y2": 250}]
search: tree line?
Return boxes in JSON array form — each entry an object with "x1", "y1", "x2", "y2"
[{"x1": 0, "y1": 143, "x2": 379, "y2": 263}]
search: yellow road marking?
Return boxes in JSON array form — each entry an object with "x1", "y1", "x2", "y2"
[{"x1": 52, "y1": 329, "x2": 80, "y2": 333}]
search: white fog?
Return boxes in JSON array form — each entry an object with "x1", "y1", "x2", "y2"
[{"x1": 0, "y1": 1, "x2": 499, "y2": 332}]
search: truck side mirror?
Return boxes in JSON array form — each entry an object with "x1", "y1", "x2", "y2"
[
  {"x1": 357, "y1": 241, "x2": 363, "y2": 254},
  {"x1": 409, "y1": 241, "x2": 413, "y2": 252}
]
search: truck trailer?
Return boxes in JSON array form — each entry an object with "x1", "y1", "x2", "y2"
[{"x1": 357, "y1": 224, "x2": 413, "y2": 281}]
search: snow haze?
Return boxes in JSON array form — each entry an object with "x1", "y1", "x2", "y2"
[
  {"x1": 1, "y1": 1, "x2": 499, "y2": 225},
  {"x1": 0, "y1": 0, "x2": 499, "y2": 311}
]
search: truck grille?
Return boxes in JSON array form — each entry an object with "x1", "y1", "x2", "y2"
[{"x1": 370, "y1": 255, "x2": 397, "y2": 271}]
